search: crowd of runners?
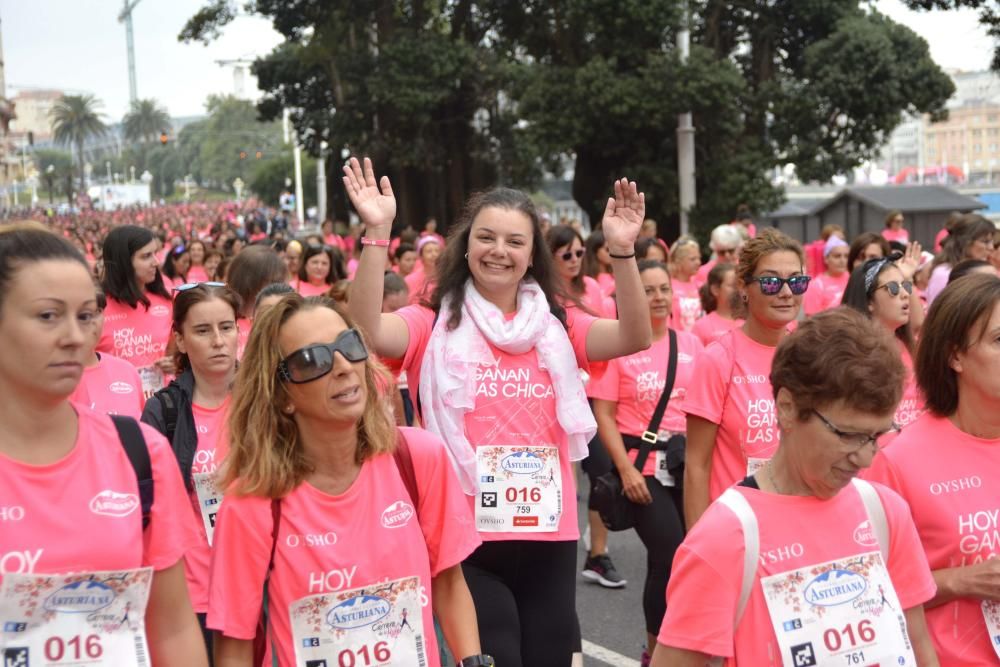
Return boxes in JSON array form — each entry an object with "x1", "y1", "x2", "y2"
[{"x1": 1, "y1": 156, "x2": 999, "y2": 667}]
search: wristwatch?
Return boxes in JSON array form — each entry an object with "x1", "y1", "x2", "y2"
[{"x1": 458, "y1": 655, "x2": 496, "y2": 667}]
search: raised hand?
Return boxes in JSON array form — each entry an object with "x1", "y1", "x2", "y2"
[
  {"x1": 342, "y1": 157, "x2": 396, "y2": 234},
  {"x1": 601, "y1": 178, "x2": 645, "y2": 255},
  {"x1": 895, "y1": 240, "x2": 923, "y2": 281}
]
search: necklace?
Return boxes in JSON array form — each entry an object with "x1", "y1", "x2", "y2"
[{"x1": 766, "y1": 459, "x2": 783, "y2": 495}]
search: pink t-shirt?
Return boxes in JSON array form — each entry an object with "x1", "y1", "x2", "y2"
[
  {"x1": 70, "y1": 352, "x2": 144, "y2": 418},
  {"x1": 0, "y1": 409, "x2": 198, "y2": 584},
  {"x1": 404, "y1": 267, "x2": 435, "y2": 305},
  {"x1": 802, "y1": 271, "x2": 849, "y2": 315},
  {"x1": 187, "y1": 265, "x2": 210, "y2": 283},
  {"x1": 882, "y1": 227, "x2": 910, "y2": 244},
  {"x1": 97, "y1": 294, "x2": 173, "y2": 399},
  {"x1": 671, "y1": 278, "x2": 702, "y2": 332},
  {"x1": 295, "y1": 280, "x2": 331, "y2": 297},
  {"x1": 893, "y1": 343, "x2": 923, "y2": 432},
  {"x1": 682, "y1": 328, "x2": 780, "y2": 500},
  {"x1": 866, "y1": 412, "x2": 1000, "y2": 665},
  {"x1": 657, "y1": 483, "x2": 936, "y2": 663},
  {"x1": 589, "y1": 330, "x2": 703, "y2": 475},
  {"x1": 580, "y1": 275, "x2": 614, "y2": 318},
  {"x1": 236, "y1": 318, "x2": 252, "y2": 359},
  {"x1": 596, "y1": 272, "x2": 616, "y2": 297},
  {"x1": 926, "y1": 264, "x2": 951, "y2": 305},
  {"x1": 207, "y1": 428, "x2": 480, "y2": 667},
  {"x1": 693, "y1": 259, "x2": 715, "y2": 288},
  {"x1": 396, "y1": 303, "x2": 597, "y2": 542},
  {"x1": 184, "y1": 398, "x2": 230, "y2": 613},
  {"x1": 691, "y1": 311, "x2": 743, "y2": 347}
]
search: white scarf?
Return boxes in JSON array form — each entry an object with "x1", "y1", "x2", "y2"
[{"x1": 419, "y1": 279, "x2": 597, "y2": 494}]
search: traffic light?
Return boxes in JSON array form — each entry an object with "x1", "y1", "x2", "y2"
[{"x1": 159, "y1": 130, "x2": 168, "y2": 145}]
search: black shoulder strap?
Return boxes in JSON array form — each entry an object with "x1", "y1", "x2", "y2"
[
  {"x1": 634, "y1": 329, "x2": 678, "y2": 472},
  {"x1": 159, "y1": 390, "x2": 178, "y2": 445},
  {"x1": 392, "y1": 428, "x2": 420, "y2": 507},
  {"x1": 111, "y1": 415, "x2": 154, "y2": 530}
]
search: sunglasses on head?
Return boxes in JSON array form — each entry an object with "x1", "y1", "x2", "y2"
[
  {"x1": 277, "y1": 329, "x2": 369, "y2": 384},
  {"x1": 560, "y1": 249, "x2": 585, "y2": 261},
  {"x1": 173, "y1": 281, "x2": 225, "y2": 293},
  {"x1": 874, "y1": 280, "x2": 913, "y2": 296},
  {"x1": 746, "y1": 275, "x2": 810, "y2": 296}
]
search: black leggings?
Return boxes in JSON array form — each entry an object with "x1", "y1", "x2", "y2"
[
  {"x1": 462, "y1": 540, "x2": 577, "y2": 667},
  {"x1": 580, "y1": 431, "x2": 613, "y2": 510},
  {"x1": 633, "y1": 477, "x2": 686, "y2": 635}
]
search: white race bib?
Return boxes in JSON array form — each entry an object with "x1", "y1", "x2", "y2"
[
  {"x1": 291, "y1": 576, "x2": 427, "y2": 667},
  {"x1": 746, "y1": 457, "x2": 769, "y2": 477},
  {"x1": 760, "y1": 551, "x2": 915, "y2": 667},
  {"x1": 137, "y1": 366, "x2": 163, "y2": 399},
  {"x1": 192, "y1": 471, "x2": 223, "y2": 546},
  {"x1": 476, "y1": 446, "x2": 561, "y2": 532},
  {"x1": 983, "y1": 600, "x2": 1000, "y2": 659},
  {"x1": 0, "y1": 568, "x2": 153, "y2": 667}
]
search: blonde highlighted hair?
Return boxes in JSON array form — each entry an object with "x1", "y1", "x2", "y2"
[
  {"x1": 736, "y1": 228, "x2": 804, "y2": 284},
  {"x1": 223, "y1": 294, "x2": 396, "y2": 498}
]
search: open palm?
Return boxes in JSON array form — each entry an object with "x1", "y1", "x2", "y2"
[
  {"x1": 342, "y1": 157, "x2": 396, "y2": 231},
  {"x1": 601, "y1": 178, "x2": 645, "y2": 251}
]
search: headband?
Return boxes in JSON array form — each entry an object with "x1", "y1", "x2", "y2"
[
  {"x1": 417, "y1": 236, "x2": 441, "y2": 252},
  {"x1": 823, "y1": 235, "x2": 848, "y2": 258},
  {"x1": 863, "y1": 258, "x2": 891, "y2": 293}
]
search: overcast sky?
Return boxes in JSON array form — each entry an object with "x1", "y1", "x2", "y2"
[{"x1": 2, "y1": 0, "x2": 995, "y2": 122}]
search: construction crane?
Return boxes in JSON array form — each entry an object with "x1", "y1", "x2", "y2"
[
  {"x1": 215, "y1": 58, "x2": 255, "y2": 99},
  {"x1": 118, "y1": 0, "x2": 144, "y2": 105}
]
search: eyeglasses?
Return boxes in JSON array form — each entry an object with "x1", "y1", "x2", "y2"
[
  {"x1": 173, "y1": 281, "x2": 225, "y2": 293},
  {"x1": 873, "y1": 280, "x2": 913, "y2": 297},
  {"x1": 813, "y1": 409, "x2": 898, "y2": 453},
  {"x1": 560, "y1": 249, "x2": 585, "y2": 261},
  {"x1": 746, "y1": 275, "x2": 810, "y2": 296},
  {"x1": 277, "y1": 329, "x2": 369, "y2": 384}
]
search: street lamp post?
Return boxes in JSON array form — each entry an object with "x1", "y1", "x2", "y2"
[
  {"x1": 130, "y1": 166, "x2": 136, "y2": 183},
  {"x1": 45, "y1": 165, "x2": 55, "y2": 203}
]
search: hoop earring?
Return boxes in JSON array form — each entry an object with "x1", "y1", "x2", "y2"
[{"x1": 464, "y1": 252, "x2": 469, "y2": 259}]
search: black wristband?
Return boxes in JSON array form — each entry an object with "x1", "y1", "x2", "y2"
[{"x1": 609, "y1": 251, "x2": 636, "y2": 259}]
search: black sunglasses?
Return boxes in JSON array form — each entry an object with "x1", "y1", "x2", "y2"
[
  {"x1": 873, "y1": 280, "x2": 913, "y2": 297},
  {"x1": 277, "y1": 329, "x2": 369, "y2": 384},
  {"x1": 560, "y1": 249, "x2": 585, "y2": 261},
  {"x1": 746, "y1": 275, "x2": 810, "y2": 296},
  {"x1": 173, "y1": 281, "x2": 225, "y2": 293}
]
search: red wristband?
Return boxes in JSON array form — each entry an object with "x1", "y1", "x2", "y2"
[{"x1": 360, "y1": 237, "x2": 391, "y2": 248}]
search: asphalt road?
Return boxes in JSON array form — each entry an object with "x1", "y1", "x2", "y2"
[{"x1": 575, "y1": 497, "x2": 658, "y2": 667}]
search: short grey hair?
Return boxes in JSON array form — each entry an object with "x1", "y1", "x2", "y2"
[{"x1": 710, "y1": 224, "x2": 743, "y2": 250}]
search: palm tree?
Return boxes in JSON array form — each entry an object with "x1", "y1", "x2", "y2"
[
  {"x1": 123, "y1": 98, "x2": 172, "y2": 145},
  {"x1": 50, "y1": 94, "x2": 107, "y2": 192}
]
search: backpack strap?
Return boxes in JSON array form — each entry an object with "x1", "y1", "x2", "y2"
[
  {"x1": 158, "y1": 390, "x2": 179, "y2": 445},
  {"x1": 716, "y1": 488, "x2": 759, "y2": 627},
  {"x1": 852, "y1": 479, "x2": 890, "y2": 561},
  {"x1": 111, "y1": 415, "x2": 154, "y2": 530},
  {"x1": 393, "y1": 428, "x2": 419, "y2": 507}
]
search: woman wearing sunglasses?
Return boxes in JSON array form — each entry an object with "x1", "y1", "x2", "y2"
[
  {"x1": 548, "y1": 224, "x2": 613, "y2": 316},
  {"x1": 867, "y1": 274, "x2": 1000, "y2": 665},
  {"x1": 0, "y1": 225, "x2": 207, "y2": 667},
  {"x1": 343, "y1": 157, "x2": 651, "y2": 666},
  {"x1": 141, "y1": 282, "x2": 240, "y2": 659},
  {"x1": 208, "y1": 295, "x2": 485, "y2": 667},
  {"x1": 652, "y1": 308, "x2": 939, "y2": 667},
  {"x1": 668, "y1": 236, "x2": 702, "y2": 332},
  {"x1": 98, "y1": 224, "x2": 175, "y2": 400},
  {"x1": 842, "y1": 254, "x2": 925, "y2": 432},
  {"x1": 684, "y1": 228, "x2": 808, "y2": 527}
]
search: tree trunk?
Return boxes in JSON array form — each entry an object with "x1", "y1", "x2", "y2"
[{"x1": 76, "y1": 139, "x2": 86, "y2": 195}]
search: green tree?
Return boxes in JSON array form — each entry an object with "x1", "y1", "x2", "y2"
[
  {"x1": 249, "y1": 151, "x2": 317, "y2": 209},
  {"x1": 123, "y1": 99, "x2": 172, "y2": 145},
  {"x1": 49, "y1": 94, "x2": 107, "y2": 193},
  {"x1": 32, "y1": 149, "x2": 75, "y2": 202},
  {"x1": 177, "y1": 95, "x2": 283, "y2": 191}
]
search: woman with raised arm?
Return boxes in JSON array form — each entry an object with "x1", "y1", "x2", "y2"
[{"x1": 344, "y1": 157, "x2": 651, "y2": 667}]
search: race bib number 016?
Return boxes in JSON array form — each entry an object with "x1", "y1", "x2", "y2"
[
  {"x1": 291, "y1": 575, "x2": 426, "y2": 667},
  {"x1": 476, "y1": 446, "x2": 561, "y2": 533},
  {"x1": 761, "y1": 552, "x2": 914, "y2": 667},
  {"x1": 0, "y1": 568, "x2": 153, "y2": 667}
]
